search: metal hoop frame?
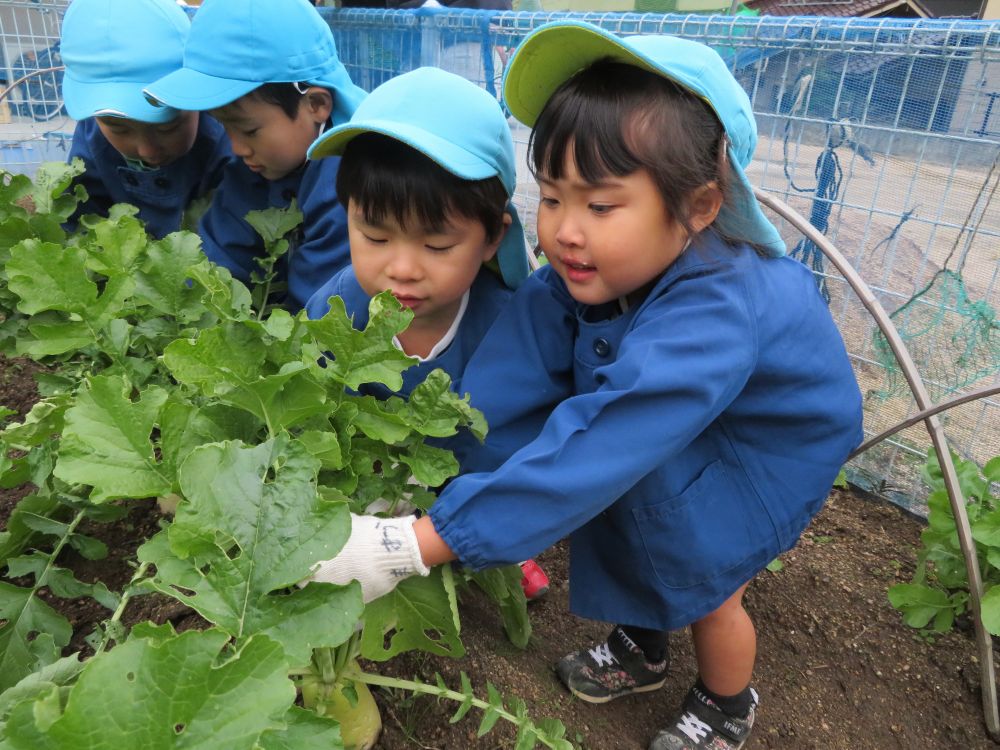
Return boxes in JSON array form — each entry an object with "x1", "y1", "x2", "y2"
[{"x1": 756, "y1": 188, "x2": 1000, "y2": 739}]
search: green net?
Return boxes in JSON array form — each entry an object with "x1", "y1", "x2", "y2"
[
  {"x1": 873, "y1": 270, "x2": 1000, "y2": 400},
  {"x1": 873, "y1": 150, "x2": 1000, "y2": 401}
]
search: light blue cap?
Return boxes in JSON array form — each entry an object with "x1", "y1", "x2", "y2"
[
  {"x1": 503, "y1": 21, "x2": 785, "y2": 257},
  {"x1": 142, "y1": 0, "x2": 365, "y2": 127},
  {"x1": 309, "y1": 67, "x2": 530, "y2": 289},
  {"x1": 60, "y1": 0, "x2": 189, "y2": 123}
]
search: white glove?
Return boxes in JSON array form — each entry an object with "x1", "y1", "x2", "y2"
[{"x1": 305, "y1": 514, "x2": 430, "y2": 603}]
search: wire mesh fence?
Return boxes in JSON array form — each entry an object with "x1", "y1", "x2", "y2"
[
  {"x1": 0, "y1": 0, "x2": 70, "y2": 172},
  {"x1": 1, "y1": 2, "x2": 997, "y2": 513}
]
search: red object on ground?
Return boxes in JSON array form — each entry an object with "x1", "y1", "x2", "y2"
[{"x1": 519, "y1": 559, "x2": 550, "y2": 601}]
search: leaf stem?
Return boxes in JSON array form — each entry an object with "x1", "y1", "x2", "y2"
[
  {"x1": 350, "y1": 670, "x2": 572, "y2": 749},
  {"x1": 355, "y1": 671, "x2": 516, "y2": 718},
  {"x1": 93, "y1": 560, "x2": 151, "y2": 657},
  {"x1": 38, "y1": 509, "x2": 87, "y2": 584}
]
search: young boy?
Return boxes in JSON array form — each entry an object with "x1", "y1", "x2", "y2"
[
  {"x1": 60, "y1": 0, "x2": 231, "y2": 238},
  {"x1": 143, "y1": 0, "x2": 366, "y2": 310},
  {"x1": 305, "y1": 67, "x2": 549, "y2": 599}
]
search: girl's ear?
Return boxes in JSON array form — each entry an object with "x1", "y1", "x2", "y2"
[
  {"x1": 688, "y1": 182, "x2": 724, "y2": 234},
  {"x1": 303, "y1": 87, "x2": 333, "y2": 124},
  {"x1": 483, "y1": 212, "x2": 513, "y2": 263}
]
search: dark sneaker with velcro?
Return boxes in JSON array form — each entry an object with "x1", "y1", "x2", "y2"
[
  {"x1": 556, "y1": 626, "x2": 668, "y2": 703},
  {"x1": 648, "y1": 684, "x2": 759, "y2": 750}
]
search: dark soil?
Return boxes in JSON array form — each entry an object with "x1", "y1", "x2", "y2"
[
  {"x1": 373, "y1": 489, "x2": 1000, "y2": 750},
  {"x1": 2, "y1": 354, "x2": 998, "y2": 749}
]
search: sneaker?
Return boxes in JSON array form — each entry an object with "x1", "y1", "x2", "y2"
[
  {"x1": 556, "y1": 626, "x2": 668, "y2": 703},
  {"x1": 648, "y1": 684, "x2": 759, "y2": 750},
  {"x1": 519, "y1": 559, "x2": 550, "y2": 600}
]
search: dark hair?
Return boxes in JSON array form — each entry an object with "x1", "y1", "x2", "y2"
[
  {"x1": 528, "y1": 59, "x2": 728, "y2": 237},
  {"x1": 335, "y1": 133, "x2": 508, "y2": 241},
  {"x1": 251, "y1": 82, "x2": 306, "y2": 120}
]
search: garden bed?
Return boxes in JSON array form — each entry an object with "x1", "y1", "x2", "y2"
[
  {"x1": 375, "y1": 489, "x2": 1000, "y2": 749},
  {"x1": 2, "y1": 352, "x2": 997, "y2": 750}
]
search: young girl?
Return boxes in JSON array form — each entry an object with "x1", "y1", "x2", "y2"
[
  {"x1": 60, "y1": 0, "x2": 231, "y2": 238},
  {"x1": 304, "y1": 21, "x2": 864, "y2": 750},
  {"x1": 143, "y1": 0, "x2": 366, "y2": 310}
]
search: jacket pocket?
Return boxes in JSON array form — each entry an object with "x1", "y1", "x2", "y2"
[{"x1": 632, "y1": 460, "x2": 755, "y2": 589}]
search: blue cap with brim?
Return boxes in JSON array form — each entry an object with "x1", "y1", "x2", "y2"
[
  {"x1": 142, "y1": 0, "x2": 365, "y2": 126},
  {"x1": 309, "y1": 67, "x2": 531, "y2": 289},
  {"x1": 502, "y1": 21, "x2": 785, "y2": 257},
  {"x1": 60, "y1": 0, "x2": 188, "y2": 123}
]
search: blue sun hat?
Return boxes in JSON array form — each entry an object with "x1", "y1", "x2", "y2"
[
  {"x1": 143, "y1": 0, "x2": 365, "y2": 127},
  {"x1": 309, "y1": 67, "x2": 531, "y2": 289},
  {"x1": 502, "y1": 21, "x2": 785, "y2": 257},
  {"x1": 60, "y1": 0, "x2": 189, "y2": 123}
]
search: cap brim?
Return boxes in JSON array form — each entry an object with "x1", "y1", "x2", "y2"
[
  {"x1": 63, "y1": 73, "x2": 179, "y2": 123},
  {"x1": 503, "y1": 21, "x2": 663, "y2": 128},
  {"x1": 309, "y1": 119, "x2": 500, "y2": 183},
  {"x1": 143, "y1": 66, "x2": 259, "y2": 111},
  {"x1": 496, "y1": 201, "x2": 532, "y2": 289},
  {"x1": 717, "y1": 144, "x2": 786, "y2": 258}
]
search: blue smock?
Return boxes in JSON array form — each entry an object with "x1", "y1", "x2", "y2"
[
  {"x1": 67, "y1": 115, "x2": 231, "y2": 239},
  {"x1": 430, "y1": 232, "x2": 864, "y2": 630},
  {"x1": 199, "y1": 154, "x2": 348, "y2": 311}
]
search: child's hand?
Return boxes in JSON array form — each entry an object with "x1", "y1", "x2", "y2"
[{"x1": 303, "y1": 514, "x2": 429, "y2": 602}]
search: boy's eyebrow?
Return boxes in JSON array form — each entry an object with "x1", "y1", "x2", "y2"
[
  {"x1": 350, "y1": 209, "x2": 455, "y2": 235},
  {"x1": 210, "y1": 103, "x2": 250, "y2": 124},
  {"x1": 216, "y1": 112, "x2": 252, "y2": 125}
]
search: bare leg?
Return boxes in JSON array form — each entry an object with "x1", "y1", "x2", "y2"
[{"x1": 690, "y1": 582, "x2": 755, "y2": 696}]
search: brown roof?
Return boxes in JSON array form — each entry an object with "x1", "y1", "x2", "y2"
[{"x1": 744, "y1": 0, "x2": 923, "y2": 17}]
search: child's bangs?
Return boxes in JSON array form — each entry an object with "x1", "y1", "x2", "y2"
[
  {"x1": 336, "y1": 133, "x2": 507, "y2": 240},
  {"x1": 529, "y1": 69, "x2": 646, "y2": 184},
  {"x1": 528, "y1": 60, "x2": 727, "y2": 235},
  {"x1": 351, "y1": 162, "x2": 458, "y2": 235}
]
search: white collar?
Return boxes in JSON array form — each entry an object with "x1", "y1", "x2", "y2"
[{"x1": 393, "y1": 290, "x2": 470, "y2": 363}]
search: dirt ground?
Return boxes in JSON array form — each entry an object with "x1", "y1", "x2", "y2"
[
  {"x1": 372, "y1": 489, "x2": 1000, "y2": 750},
  {"x1": 2, "y1": 354, "x2": 999, "y2": 750}
]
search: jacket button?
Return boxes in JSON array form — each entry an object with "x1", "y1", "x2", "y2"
[
  {"x1": 124, "y1": 174, "x2": 138, "y2": 186},
  {"x1": 154, "y1": 177, "x2": 170, "y2": 189},
  {"x1": 593, "y1": 338, "x2": 611, "y2": 357}
]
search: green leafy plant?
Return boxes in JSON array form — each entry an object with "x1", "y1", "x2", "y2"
[
  {"x1": 0, "y1": 165, "x2": 572, "y2": 749},
  {"x1": 889, "y1": 448, "x2": 1000, "y2": 634}
]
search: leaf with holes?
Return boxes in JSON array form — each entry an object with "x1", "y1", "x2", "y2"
[
  {"x1": 138, "y1": 437, "x2": 363, "y2": 664},
  {"x1": 360, "y1": 565, "x2": 463, "y2": 661},
  {"x1": 305, "y1": 293, "x2": 415, "y2": 392},
  {"x1": 0, "y1": 628, "x2": 296, "y2": 750},
  {"x1": 53, "y1": 375, "x2": 171, "y2": 502}
]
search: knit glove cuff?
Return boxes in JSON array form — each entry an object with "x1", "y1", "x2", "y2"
[{"x1": 307, "y1": 514, "x2": 429, "y2": 603}]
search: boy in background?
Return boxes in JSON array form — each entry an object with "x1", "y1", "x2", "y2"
[
  {"x1": 144, "y1": 0, "x2": 366, "y2": 310},
  {"x1": 60, "y1": 0, "x2": 231, "y2": 238}
]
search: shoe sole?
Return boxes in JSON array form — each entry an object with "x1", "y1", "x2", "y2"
[
  {"x1": 649, "y1": 733, "x2": 747, "y2": 750},
  {"x1": 567, "y1": 677, "x2": 667, "y2": 704}
]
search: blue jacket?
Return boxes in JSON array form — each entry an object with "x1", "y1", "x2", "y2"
[
  {"x1": 67, "y1": 116, "x2": 231, "y2": 239},
  {"x1": 199, "y1": 155, "x2": 349, "y2": 311},
  {"x1": 430, "y1": 233, "x2": 864, "y2": 630}
]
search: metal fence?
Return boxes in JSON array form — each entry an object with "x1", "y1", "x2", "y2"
[{"x1": 1, "y1": 2, "x2": 998, "y2": 512}]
